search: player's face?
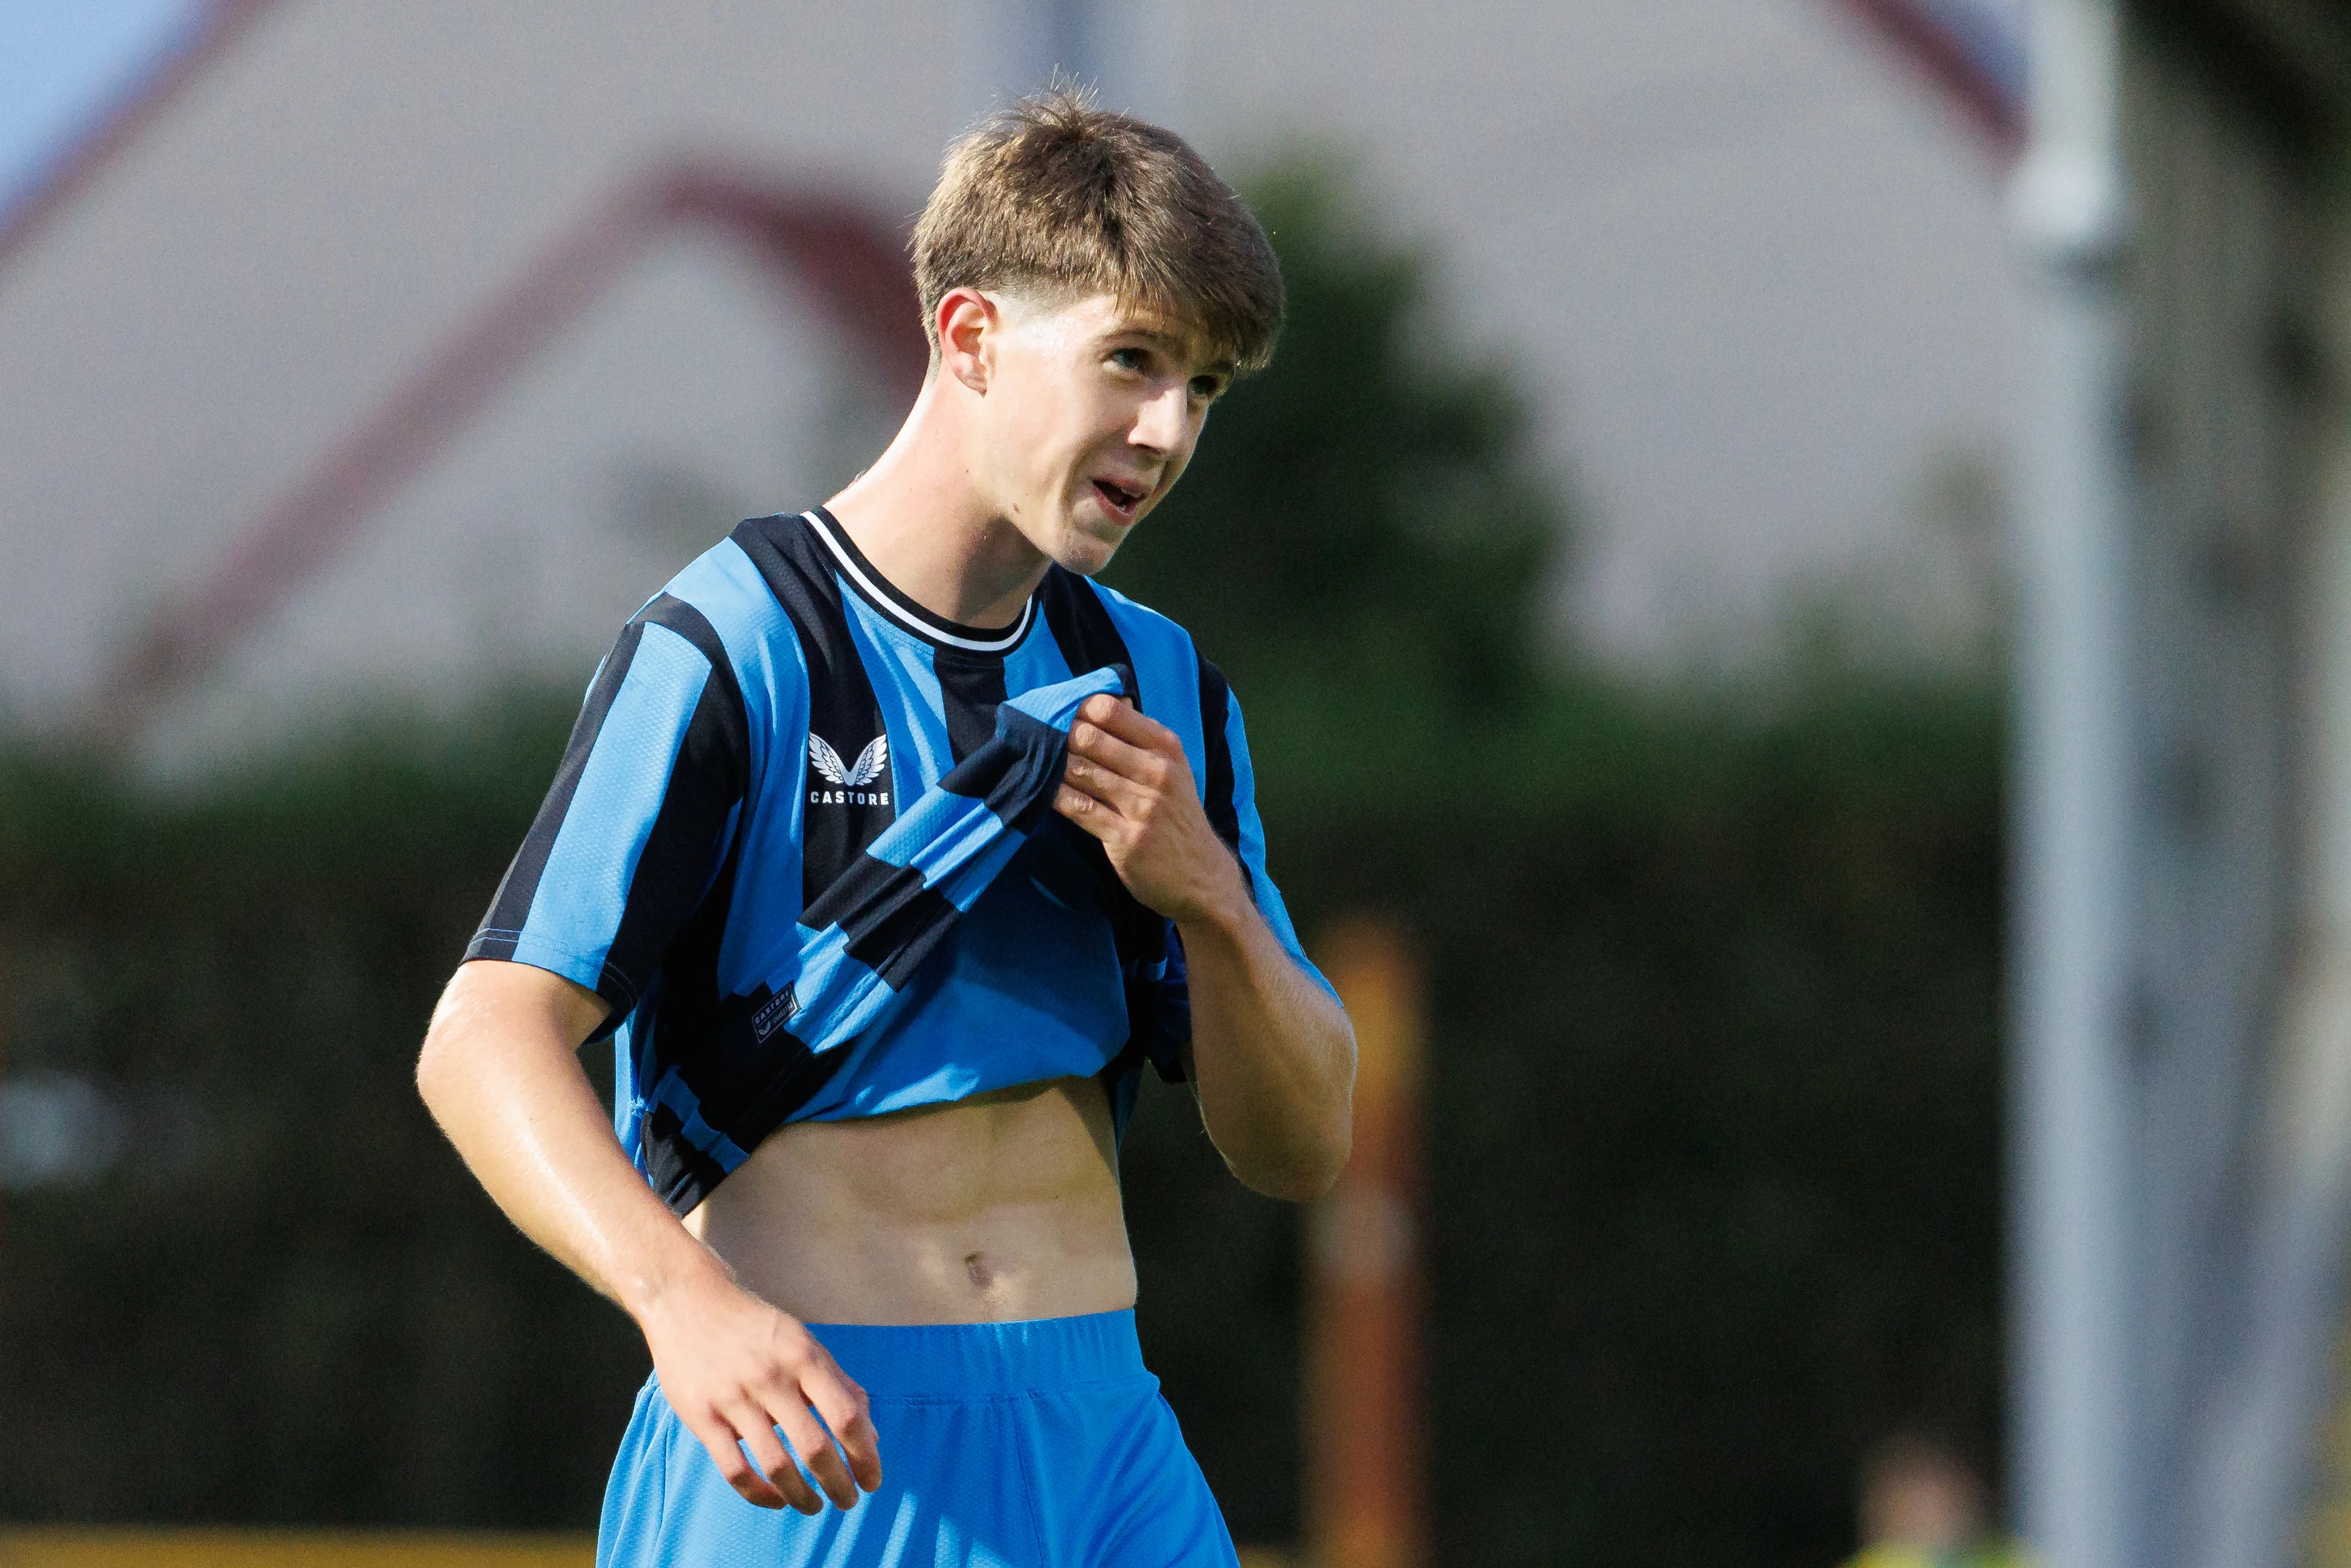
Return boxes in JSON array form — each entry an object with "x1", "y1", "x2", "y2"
[{"x1": 973, "y1": 291, "x2": 1232, "y2": 576}]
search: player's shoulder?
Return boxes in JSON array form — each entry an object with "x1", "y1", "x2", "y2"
[
  {"x1": 633, "y1": 527, "x2": 810, "y2": 688},
  {"x1": 1071, "y1": 575, "x2": 1205, "y2": 665},
  {"x1": 1060, "y1": 575, "x2": 1256, "y2": 751}
]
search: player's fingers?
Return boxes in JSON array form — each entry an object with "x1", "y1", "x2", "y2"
[
  {"x1": 1063, "y1": 751, "x2": 1151, "y2": 817},
  {"x1": 1053, "y1": 783, "x2": 1120, "y2": 837},
  {"x1": 681, "y1": 1411, "x2": 788, "y2": 1510},
  {"x1": 771, "y1": 1396, "x2": 859, "y2": 1510},
  {"x1": 1076, "y1": 693, "x2": 1133, "y2": 726},
  {"x1": 728, "y1": 1403, "x2": 821, "y2": 1515},
  {"x1": 804, "y1": 1368, "x2": 884, "y2": 1493},
  {"x1": 1080, "y1": 694, "x2": 1175, "y2": 751},
  {"x1": 1068, "y1": 717, "x2": 1163, "y2": 787}
]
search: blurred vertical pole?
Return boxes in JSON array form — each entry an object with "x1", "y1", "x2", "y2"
[
  {"x1": 987, "y1": 0, "x2": 1098, "y2": 94},
  {"x1": 1304, "y1": 917, "x2": 1425, "y2": 1568},
  {"x1": 2186, "y1": 193, "x2": 2351, "y2": 1568},
  {"x1": 0, "y1": 953, "x2": 7, "y2": 1280},
  {"x1": 2008, "y1": 1, "x2": 2135, "y2": 1566},
  {"x1": 973, "y1": 0, "x2": 1186, "y2": 125}
]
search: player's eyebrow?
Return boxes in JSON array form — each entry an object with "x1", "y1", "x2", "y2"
[{"x1": 1115, "y1": 324, "x2": 1233, "y2": 379}]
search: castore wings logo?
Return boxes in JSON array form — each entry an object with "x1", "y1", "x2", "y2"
[{"x1": 808, "y1": 734, "x2": 890, "y2": 806}]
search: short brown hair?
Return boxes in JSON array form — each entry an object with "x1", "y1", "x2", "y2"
[{"x1": 911, "y1": 88, "x2": 1283, "y2": 373}]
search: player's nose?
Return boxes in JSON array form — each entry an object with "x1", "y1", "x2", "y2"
[{"x1": 1130, "y1": 379, "x2": 1190, "y2": 455}]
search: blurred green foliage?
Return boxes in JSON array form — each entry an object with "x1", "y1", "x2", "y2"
[
  {"x1": 0, "y1": 703, "x2": 637, "y2": 1525},
  {"x1": 1127, "y1": 676, "x2": 2004, "y2": 1567},
  {"x1": 0, "y1": 171, "x2": 2003, "y2": 1567}
]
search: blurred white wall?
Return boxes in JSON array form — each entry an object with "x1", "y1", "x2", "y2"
[
  {"x1": 0, "y1": 0, "x2": 2027, "y2": 768},
  {"x1": 1175, "y1": 0, "x2": 2027, "y2": 660},
  {"x1": 0, "y1": 0, "x2": 961, "y2": 766}
]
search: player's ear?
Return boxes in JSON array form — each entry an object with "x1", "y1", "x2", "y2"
[{"x1": 937, "y1": 288, "x2": 996, "y2": 395}]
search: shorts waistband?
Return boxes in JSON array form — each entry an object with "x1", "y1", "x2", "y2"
[{"x1": 802, "y1": 1309, "x2": 1151, "y2": 1399}]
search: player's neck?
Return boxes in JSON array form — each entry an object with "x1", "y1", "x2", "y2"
[{"x1": 823, "y1": 375, "x2": 1049, "y2": 633}]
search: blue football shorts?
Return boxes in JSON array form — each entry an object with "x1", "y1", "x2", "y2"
[{"x1": 596, "y1": 1309, "x2": 1243, "y2": 1567}]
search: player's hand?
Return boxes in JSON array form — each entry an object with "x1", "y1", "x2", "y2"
[
  {"x1": 1056, "y1": 695, "x2": 1248, "y2": 927},
  {"x1": 635, "y1": 1264, "x2": 882, "y2": 1514}
]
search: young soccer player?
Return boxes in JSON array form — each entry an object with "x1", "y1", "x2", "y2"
[{"x1": 415, "y1": 91, "x2": 1356, "y2": 1567}]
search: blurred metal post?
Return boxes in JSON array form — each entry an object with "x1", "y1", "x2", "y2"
[
  {"x1": 2187, "y1": 185, "x2": 2351, "y2": 1568},
  {"x1": 1304, "y1": 917, "x2": 1426, "y2": 1568},
  {"x1": 2008, "y1": 1, "x2": 2135, "y2": 1566},
  {"x1": 979, "y1": 0, "x2": 1185, "y2": 124},
  {"x1": 987, "y1": 0, "x2": 1100, "y2": 93}
]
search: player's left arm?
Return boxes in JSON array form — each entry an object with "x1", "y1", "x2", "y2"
[{"x1": 1057, "y1": 694, "x2": 1356, "y2": 1202}]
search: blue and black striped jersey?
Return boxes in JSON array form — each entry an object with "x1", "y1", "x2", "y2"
[{"x1": 468, "y1": 508, "x2": 1333, "y2": 1216}]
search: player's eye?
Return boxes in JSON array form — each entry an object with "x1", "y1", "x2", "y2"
[
  {"x1": 1108, "y1": 346, "x2": 1149, "y2": 374},
  {"x1": 1189, "y1": 374, "x2": 1228, "y2": 401}
]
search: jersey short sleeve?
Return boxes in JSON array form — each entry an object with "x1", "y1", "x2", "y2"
[
  {"x1": 467, "y1": 594, "x2": 749, "y2": 1032},
  {"x1": 1197, "y1": 660, "x2": 1340, "y2": 1007}
]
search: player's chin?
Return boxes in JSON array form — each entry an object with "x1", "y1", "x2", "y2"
[{"x1": 1053, "y1": 513, "x2": 1133, "y2": 576}]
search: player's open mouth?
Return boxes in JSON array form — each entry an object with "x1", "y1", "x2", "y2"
[{"x1": 1091, "y1": 478, "x2": 1147, "y2": 519}]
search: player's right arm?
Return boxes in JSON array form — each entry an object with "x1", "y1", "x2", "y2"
[
  {"x1": 417, "y1": 957, "x2": 882, "y2": 1514},
  {"x1": 414, "y1": 584, "x2": 876, "y2": 1514}
]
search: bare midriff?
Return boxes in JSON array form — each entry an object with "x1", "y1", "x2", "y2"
[{"x1": 683, "y1": 1075, "x2": 1138, "y2": 1325}]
